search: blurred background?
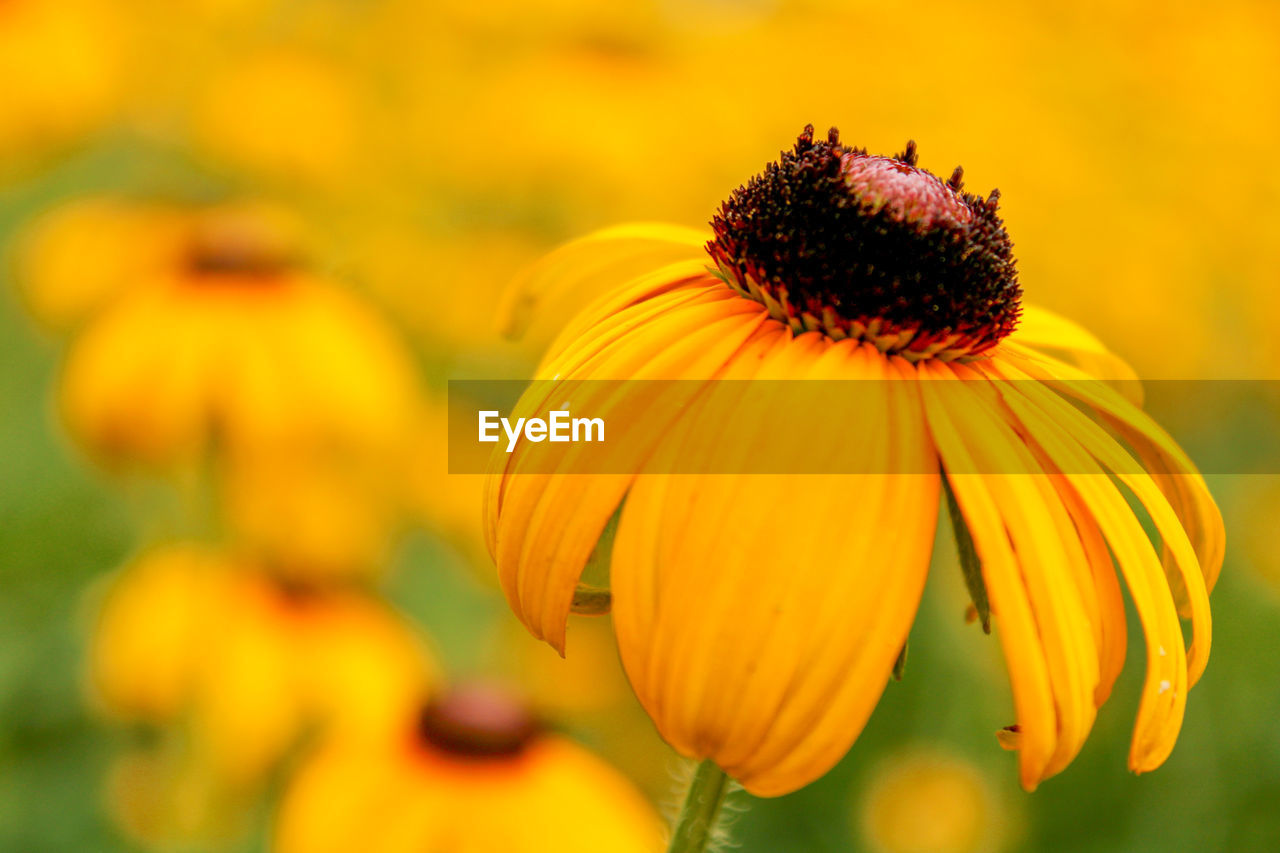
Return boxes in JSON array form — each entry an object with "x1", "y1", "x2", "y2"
[{"x1": 3, "y1": 0, "x2": 1280, "y2": 850}]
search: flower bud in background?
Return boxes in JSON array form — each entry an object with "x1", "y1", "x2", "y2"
[{"x1": 275, "y1": 683, "x2": 665, "y2": 853}]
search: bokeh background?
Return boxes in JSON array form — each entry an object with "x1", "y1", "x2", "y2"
[{"x1": 3, "y1": 0, "x2": 1280, "y2": 850}]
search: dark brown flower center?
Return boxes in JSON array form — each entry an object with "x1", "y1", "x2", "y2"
[
  {"x1": 707, "y1": 126, "x2": 1021, "y2": 360},
  {"x1": 184, "y1": 209, "x2": 296, "y2": 279},
  {"x1": 416, "y1": 685, "x2": 539, "y2": 759}
]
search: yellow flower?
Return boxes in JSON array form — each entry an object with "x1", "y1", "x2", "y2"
[
  {"x1": 191, "y1": 48, "x2": 363, "y2": 187},
  {"x1": 56, "y1": 203, "x2": 421, "y2": 576},
  {"x1": 274, "y1": 684, "x2": 665, "y2": 853},
  {"x1": 0, "y1": 0, "x2": 126, "y2": 168},
  {"x1": 59, "y1": 202, "x2": 416, "y2": 467},
  {"x1": 221, "y1": 442, "x2": 408, "y2": 584},
  {"x1": 12, "y1": 197, "x2": 187, "y2": 332},
  {"x1": 346, "y1": 223, "x2": 545, "y2": 357},
  {"x1": 89, "y1": 544, "x2": 435, "y2": 787},
  {"x1": 859, "y1": 748, "x2": 1012, "y2": 853},
  {"x1": 485, "y1": 128, "x2": 1224, "y2": 796}
]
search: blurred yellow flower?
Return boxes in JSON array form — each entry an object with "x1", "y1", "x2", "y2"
[
  {"x1": 60, "y1": 239, "x2": 418, "y2": 468},
  {"x1": 89, "y1": 544, "x2": 435, "y2": 786},
  {"x1": 55, "y1": 202, "x2": 423, "y2": 576},
  {"x1": 221, "y1": 446, "x2": 405, "y2": 584},
  {"x1": 408, "y1": 402, "x2": 491, "y2": 566},
  {"x1": 12, "y1": 197, "x2": 186, "y2": 332},
  {"x1": 0, "y1": 0, "x2": 127, "y2": 171},
  {"x1": 88, "y1": 543, "x2": 215, "y2": 722},
  {"x1": 192, "y1": 47, "x2": 364, "y2": 187},
  {"x1": 348, "y1": 224, "x2": 545, "y2": 358},
  {"x1": 493, "y1": 617, "x2": 677, "y2": 800},
  {"x1": 860, "y1": 748, "x2": 1011, "y2": 853},
  {"x1": 486, "y1": 129, "x2": 1223, "y2": 795},
  {"x1": 275, "y1": 684, "x2": 665, "y2": 853}
]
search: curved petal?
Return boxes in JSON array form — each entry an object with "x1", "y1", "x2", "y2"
[
  {"x1": 983, "y1": 357, "x2": 1211, "y2": 688},
  {"x1": 971, "y1": 357, "x2": 1194, "y2": 773},
  {"x1": 997, "y1": 345, "x2": 1224, "y2": 603},
  {"x1": 612, "y1": 340, "x2": 940, "y2": 796},
  {"x1": 919, "y1": 359, "x2": 1103, "y2": 788},
  {"x1": 1005, "y1": 305, "x2": 1140, "y2": 401},
  {"x1": 486, "y1": 281, "x2": 771, "y2": 653},
  {"x1": 498, "y1": 224, "x2": 708, "y2": 342},
  {"x1": 537, "y1": 265, "x2": 728, "y2": 377}
]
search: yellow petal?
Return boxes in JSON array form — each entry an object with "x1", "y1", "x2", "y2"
[
  {"x1": 984, "y1": 357, "x2": 1211, "y2": 688},
  {"x1": 498, "y1": 223, "x2": 708, "y2": 341},
  {"x1": 998, "y1": 345, "x2": 1224, "y2": 605},
  {"x1": 612, "y1": 341, "x2": 940, "y2": 796},
  {"x1": 487, "y1": 282, "x2": 769, "y2": 652},
  {"x1": 919, "y1": 360, "x2": 1100, "y2": 787},
  {"x1": 1005, "y1": 305, "x2": 1140, "y2": 401},
  {"x1": 968, "y1": 358, "x2": 1190, "y2": 774}
]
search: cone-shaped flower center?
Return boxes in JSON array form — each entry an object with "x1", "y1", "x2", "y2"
[
  {"x1": 708, "y1": 126, "x2": 1021, "y2": 360},
  {"x1": 185, "y1": 211, "x2": 296, "y2": 279},
  {"x1": 416, "y1": 685, "x2": 539, "y2": 758}
]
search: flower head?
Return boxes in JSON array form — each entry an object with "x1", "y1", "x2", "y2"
[
  {"x1": 59, "y1": 202, "x2": 418, "y2": 471},
  {"x1": 485, "y1": 128, "x2": 1224, "y2": 796},
  {"x1": 274, "y1": 684, "x2": 665, "y2": 853},
  {"x1": 56, "y1": 203, "x2": 422, "y2": 579},
  {"x1": 708, "y1": 126, "x2": 1019, "y2": 359}
]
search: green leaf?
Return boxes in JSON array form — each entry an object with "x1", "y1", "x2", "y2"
[{"x1": 943, "y1": 476, "x2": 991, "y2": 634}]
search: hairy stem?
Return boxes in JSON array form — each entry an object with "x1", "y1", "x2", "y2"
[{"x1": 667, "y1": 760, "x2": 732, "y2": 853}]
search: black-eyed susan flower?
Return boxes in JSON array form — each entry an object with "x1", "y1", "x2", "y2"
[
  {"x1": 57, "y1": 203, "x2": 421, "y2": 579},
  {"x1": 89, "y1": 544, "x2": 434, "y2": 792},
  {"x1": 60, "y1": 202, "x2": 416, "y2": 469},
  {"x1": 274, "y1": 683, "x2": 665, "y2": 853},
  {"x1": 485, "y1": 127, "x2": 1224, "y2": 800}
]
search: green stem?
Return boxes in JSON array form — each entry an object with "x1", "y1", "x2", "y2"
[{"x1": 667, "y1": 760, "x2": 732, "y2": 853}]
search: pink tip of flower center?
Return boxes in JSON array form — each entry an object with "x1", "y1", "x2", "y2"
[
  {"x1": 417, "y1": 684, "x2": 539, "y2": 758},
  {"x1": 841, "y1": 155, "x2": 972, "y2": 230}
]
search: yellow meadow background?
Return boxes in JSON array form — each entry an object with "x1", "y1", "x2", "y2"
[{"x1": 2, "y1": 1, "x2": 1278, "y2": 850}]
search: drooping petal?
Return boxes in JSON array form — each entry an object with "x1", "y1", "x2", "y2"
[
  {"x1": 971, "y1": 357, "x2": 1194, "y2": 773},
  {"x1": 997, "y1": 344, "x2": 1224, "y2": 604},
  {"x1": 486, "y1": 279, "x2": 770, "y2": 653},
  {"x1": 612, "y1": 340, "x2": 941, "y2": 796},
  {"x1": 919, "y1": 360, "x2": 1104, "y2": 788},
  {"x1": 1006, "y1": 305, "x2": 1140, "y2": 400},
  {"x1": 983, "y1": 357, "x2": 1211, "y2": 688},
  {"x1": 1051, "y1": 482, "x2": 1129, "y2": 706}
]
